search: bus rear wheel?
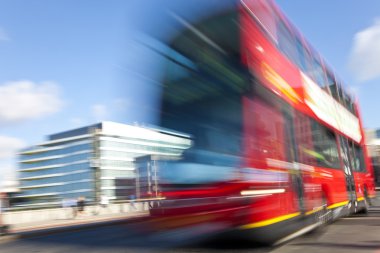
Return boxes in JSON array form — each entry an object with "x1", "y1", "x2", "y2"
[
  {"x1": 358, "y1": 188, "x2": 370, "y2": 214},
  {"x1": 315, "y1": 195, "x2": 332, "y2": 226}
]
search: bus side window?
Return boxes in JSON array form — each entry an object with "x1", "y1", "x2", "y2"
[
  {"x1": 326, "y1": 71, "x2": 338, "y2": 100},
  {"x1": 295, "y1": 38, "x2": 311, "y2": 74},
  {"x1": 243, "y1": 97, "x2": 288, "y2": 168},
  {"x1": 352, "y1": 143, "x2": 366, "y2": 172},
  {"x1": 294, "y1": 112, "x2": 340, "y2": 169},
  {"x1": 310, "y1": 120, "x2": 340, "y2": 169},
  {"x1": 342, "y1": 91, "x2": 355, "y2": 115},
  {"x1": 310, "y1": 56, "x2": 328, "y2": 90},
  {"x1": 293, "y1": 112, "x2": 316, "y2": 166},
  {"x1": 277, "y1": 20, "x2": 299, "y2": 67},
  {"x1": 335, "y1": 81, "x2": 344, "y2": 105},
  {"x1": 347, "y1": 140, "x2": 358, "y2": 172}
]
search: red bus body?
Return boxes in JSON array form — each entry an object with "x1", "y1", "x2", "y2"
[{"x1": 145, "y1": 0, "x2": 376, "y2": 243}]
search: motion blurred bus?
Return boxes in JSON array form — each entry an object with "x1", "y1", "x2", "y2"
[{"x1": 138, "y1": 0, "x2": 376, "y2": 244}]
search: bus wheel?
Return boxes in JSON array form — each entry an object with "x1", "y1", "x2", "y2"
[
  {"x1": 316, "y1": 196, "x2": 332, "y2": 225},
  {"x1": 359, "y1": 188, "x2": 370, "y2": 214},
  {"x1": 357, "y1": 187, "x2": 371, "y2": 214},
  {"x1": 308, "y1": 196, "x2": 331, "y2": 235}
]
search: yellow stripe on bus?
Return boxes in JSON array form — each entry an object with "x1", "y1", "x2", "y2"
[
  {"x1": 239, "y1": 212, "x2": 301, "y2": 229},
  {"x1": 356, "y1": 197, "x2": 365, "y2": 202},
  {"x1": 327, "y1": 201, "x2": 349, "y2": 210},
  {"x1": 305, "y1": 206, "x2": 324, "y2": 216}
]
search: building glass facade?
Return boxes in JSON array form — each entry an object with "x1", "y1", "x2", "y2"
[{"x1": 17, "y1": 122, "x2": 191, "y2": 207}]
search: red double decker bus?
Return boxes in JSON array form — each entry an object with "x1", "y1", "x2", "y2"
[{"x1": 142, "y1": 0, "x2": 376, "y2": 244}]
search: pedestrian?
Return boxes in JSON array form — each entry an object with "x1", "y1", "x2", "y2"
[
  {"x1": 93, "y1": 195, "x2": 109, "y2": 215},
  {"x1": 100, "y1": 195, "x2": 109, "y2": 209},
  {"x1": 77, "y1": 196, "x2": 86, "y2": 216}
]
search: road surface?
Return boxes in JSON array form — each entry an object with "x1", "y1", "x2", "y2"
[{"x1": 1, "y1": 206, "x2": 380, "y2": 252}]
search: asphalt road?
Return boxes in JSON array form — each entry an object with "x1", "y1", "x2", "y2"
[{"x1": 1, "y1": 205, "x2": 380, "y2": 253}]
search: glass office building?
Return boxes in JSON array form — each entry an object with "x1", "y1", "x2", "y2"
[
  {"x1": 366, "y1": 129, "x2": 380, "y2": 187},
  {"x1": 17, "y1": 121, "x2": 191, "y2": 207}
]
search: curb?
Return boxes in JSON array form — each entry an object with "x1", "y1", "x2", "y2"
[{"x1": 0, "y1": 212, "x2": 148, "y2": 244}]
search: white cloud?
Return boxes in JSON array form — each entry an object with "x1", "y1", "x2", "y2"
[
  {"x1": 92, "y1": 104, "x2": 107, "y2": 121},
  {"x1": 349, "y1": 19, "x2": 380, "y2": 81},
  {"x1": 0, "y1": 136, "x2": 25, "y2": 188},
  {"x1": 0, "y1": 135, "x2": 25, "y2": 159},
  {"x1": 0, "y1": 27, "x2": 10, "y2": 41},
  {"x1": 0, "y1": 80, "x2": 63, "y2": 125},
  {"x1": 0, "y1": 162, "x2": 18, "y2": 189}
]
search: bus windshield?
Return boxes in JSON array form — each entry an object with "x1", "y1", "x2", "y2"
[{"x1": 159, "y1": 11, "x2": 250, "y2": 165}]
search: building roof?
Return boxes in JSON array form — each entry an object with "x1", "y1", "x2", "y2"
[{"x1": 49, "y1": 123, "x2": 102, "y2": 141}]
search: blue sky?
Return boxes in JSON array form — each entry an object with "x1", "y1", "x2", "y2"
[
  {"x1": 0, "y1": 0, "x2": 135, "y2": 184},
  {"x1": 1, "y1": 0, "x2": 380, "y2": 185}
]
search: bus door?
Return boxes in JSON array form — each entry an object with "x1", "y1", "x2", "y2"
[
  {"x1": 339, "y1": 136, "x2": 357, "y2": 207},
  {"x1": 284, "y1": 112, "x2": 305, "y2": 213}
]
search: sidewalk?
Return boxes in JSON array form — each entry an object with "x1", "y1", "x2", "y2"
[{"x1": 0, "y1": 210, "x2": 148, "y2": 243}]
